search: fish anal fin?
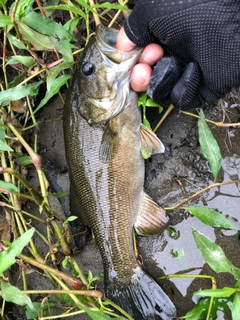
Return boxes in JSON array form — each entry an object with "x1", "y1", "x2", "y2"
[
  {"x1": 99, "y1": 118, "x2": 122, "y2": 163},
  {"x1": 134, "y1": 191, "x2": 169, "y2": 236},
  {"x1": 140, "y1": 124, "x2": 165, "y2": 159}
]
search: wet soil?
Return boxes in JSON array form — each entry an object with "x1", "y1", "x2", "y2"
[{"x1": 6, "y1": 93, "x2": 240, "y2": 319}]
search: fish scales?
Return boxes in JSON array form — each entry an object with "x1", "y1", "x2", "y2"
[
  {"x1": 65, "y1": 87, "x2": 142, "y2": 279},
  {"x1": 64, "y1": 25, "x2": 177, "y2": 319}
]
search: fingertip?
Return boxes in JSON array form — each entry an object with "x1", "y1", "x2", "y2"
[
  {"x1": 115, "y1": 27, "x2": 136, "y2": 51},
  {"x1": 138, "y1": 44, "x2": 164, "y2": 66},
  {"x1": 130, "y1": 63, "x2": 152, "y2": 92}
]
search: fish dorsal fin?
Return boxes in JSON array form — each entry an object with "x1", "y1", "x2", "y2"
[
  {"x1": 140, "y1": 124, "x2": 165, "y2": 159},
  {"x1": 134, "y1": 191, "x2": 169, "y2": 236},
  {"x1": 99, "y1": 118, "x2": 122, "y2": 163}
]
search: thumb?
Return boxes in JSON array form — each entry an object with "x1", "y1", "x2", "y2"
[{"x1": 115, "y1": 27, "x2": 136, "y2": 51}]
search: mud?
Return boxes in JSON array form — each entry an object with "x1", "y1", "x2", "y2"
[{"x1": 6, "y1": 92, "x2": 240, "y2": 319}]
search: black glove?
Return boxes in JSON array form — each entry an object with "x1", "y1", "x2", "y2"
[{"x1": 124, "y1": 0, "x2": 240, "y2": 110}]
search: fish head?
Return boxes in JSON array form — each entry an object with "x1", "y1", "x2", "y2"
[{"x1": 77, "y1": 24, "x2": 143, "y2": 125}]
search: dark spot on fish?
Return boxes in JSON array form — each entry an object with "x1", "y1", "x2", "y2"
[{"x1": 82, "y1": 62, "x2": 95, "y2": 77}]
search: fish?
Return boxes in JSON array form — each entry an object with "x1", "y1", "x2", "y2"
[{"x1": 63, "y1": 24, "x2": 177, "y2": 319}]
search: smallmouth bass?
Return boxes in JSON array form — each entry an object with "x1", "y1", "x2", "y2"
[{"x1": 64, "y1": 25, "x2": 176, "y2": 319}]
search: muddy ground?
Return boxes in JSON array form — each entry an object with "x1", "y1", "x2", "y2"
[{"x1": 7, "y1": 91, "x2": 240, "y2": 319}]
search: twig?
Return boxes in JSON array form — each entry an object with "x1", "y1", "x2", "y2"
[
  {"x1": 165, "y1": 179, "x2": 240, "y2": 210},
  {"x1": 180, "y1": 110, "x2": 240, "y2": 127},
  {"x1": 153, "y1": 104, "x2": 174, "y2": 132}
]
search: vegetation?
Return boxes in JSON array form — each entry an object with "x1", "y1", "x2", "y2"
[{"x1": 0, "y1": 0, "x2": 240, "y2": 319}]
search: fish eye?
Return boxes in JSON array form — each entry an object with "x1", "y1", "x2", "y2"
[{"x1": 82, "y1": 62, "x2": 95, "y2": 77}]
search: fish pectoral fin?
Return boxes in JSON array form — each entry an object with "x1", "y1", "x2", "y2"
[
  {"x1": 134, "y1": 191, "x2": 169, "y2": 236},
  {"x1": 99, "y1": 120, "x2": 122, "y2": 163},
  {"x1": 140, "y1": 124, "x2": 165, "y2": 159}
]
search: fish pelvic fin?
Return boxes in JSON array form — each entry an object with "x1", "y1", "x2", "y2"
[
  {"x1": 106, "y1": 266, "x2": 176, "y2": 320},
  {"x1": 140, "y1": 124, "x2": 165, "y2": 159},
  {"x1": 134, "y1": 191, "x2": 169, "y2": 236}
]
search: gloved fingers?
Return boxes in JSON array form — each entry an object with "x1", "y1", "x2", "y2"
[
  {"x1": 171, "y1": 84, "x2": 222, "y2": 110},
  {"x1": 170, "y1": 62, "x2": 202, "y2": 109},
  {"x1": 170, "y1": 62, "x2": 223, "y2": 109},
  {"x1": 147, "y1": 56, "x2": 183, "y2": 105},
  {"x1": 147, "y1": 59, "x2": 222, "y2": 110}
]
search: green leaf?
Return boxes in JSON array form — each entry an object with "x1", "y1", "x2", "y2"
[
  {"x1": 184, "y1": 298, "x2": 211, "y2": 320},
  {"x1": 198, "y1": 109, "x2": 222, "y2": 179},
  {"x1": 194, "y1": 287, "x2": 236, "y2": 298},
  {"x1": 92, "y1": 3, "x2": 130, "y2": 11},
  {"x1": 7, "y1": 34, "x2": 27, "y2": 50},
  {"x1": 59, "y1": 38, "x2": 75, "y2": 62},
  {"x1": 0, "y1": 180, "x2": 19, "y2": 192},
  {"x1": 235, "y1": 278, "x2": 240, "y2": 288},
  {"x1": 0, "y1": 0, "x2": 5, "y2": 9},
  {"x1": 143, "y1": 117, "x2": 151, "y2": 129},
  {"x1": 34, "y1": 74, "x2": 71, "y2": 114},
  {"x1": 138, "y1": 92, "x2": 147, "y2": 107},
  {"x1": 192, "y1": 229, "x2": 240, "y2": 279},
  {"x1": 42, "y1": 3, "x2": 86, "y2": 19},
  {"x1": 232, "y1": 293, "x2": 240, "y2": 320},
  {"x1": 1, "y1": 283, "x2": 35, "y2": 310},
  {"x1": 0, "y1": 228, "x2": 35, "y2": 276},
  {"x1": 146, "y1": 98, "x2": 163, "y2": 113},
  {"x1": 63, "y1": 216, "x2": 78, "y2": 226},
  {"x1": 18, "y1": 20, "x2": 74, "y2": 58},
  {"x1": 0, "y1": 140, "x2": 13, "y2": 151},
  {"x1": 7, "y1": 55, "x2": 35, "y2": 67},
  {"x1": 0, "y1": 14, "x2": 12, "y2": 27},
  {"x1": 185, "y1": 206, "x2": 239, "y2": 230},
  {"x1": 0, "y1": 81, "x2": 42, "y2": 103},
  {"x1": 17, "y1": 155, "x2": 32, "y2": 166},
  {"x1": 74, "y1": 0, "x2": 91, "y2": 10},
  {"x1": 184, "y1": 297, "x2": 231, "y2": 320},
  {"x1": 8, "y1": 71, "x2": 28, "y2": 88},
  {"x1": 26, "y1": 301, "x2": 40, "y2": 319},
  {"x1": 64, "y1": 17, "x2": 79, "y2": 35},
  {"x1": 12, "y1": 0, "x2": 33, "y2": 20},
  {"x1": 47, "y1": 62, "x2": 73, "y2": 91},
  {"x1": 17, "y1": 21, "x2": 58, "y2": 50},
  {"x1": 26, "y1": 300, "x2": 58, "y2": 319},
  {"x1": 21, "y1": 11, "x2": 74, "y2": 41}
]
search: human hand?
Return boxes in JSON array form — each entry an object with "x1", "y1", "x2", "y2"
[
  {"x1": 115, "y1": 27, "x2": 164, "y2": 93},
  {"x1": 117, "y1": 0, "x2": 240, "y2": 110}
]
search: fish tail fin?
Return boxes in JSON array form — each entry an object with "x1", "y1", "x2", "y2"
[{"x1": 106, "y1": 266, "x2": 176, "y2": 320}]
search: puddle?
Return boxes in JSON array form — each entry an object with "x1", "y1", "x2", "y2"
[{"x1": 138, "y1": 216, "x2": 216, "y2": 296}]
